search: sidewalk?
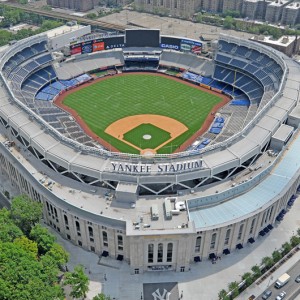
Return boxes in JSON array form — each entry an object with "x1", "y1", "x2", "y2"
[{"x1": 236, "y1": 248, "x2": 300, "y2": 300}]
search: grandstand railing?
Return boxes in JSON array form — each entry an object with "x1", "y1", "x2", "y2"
[{"x1": 0, "y1": 34, "x2": 288, "y2": 163}]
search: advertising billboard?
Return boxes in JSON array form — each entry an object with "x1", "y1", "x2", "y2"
[
  {"x1": 92, "y1": 39, "x2": 105, "y2": 52},
  {"x1": 103, "y1": 36, "x2": 125, "y2": 50},
  {"x1": 81, "y1": 40, "x2": 93, "y2": 54},
  {"x1": 70, "y1": 43, "x2": 82, "y2": 55},
  {"x1": 180, "y1": 39, "x2": 202, "y2": 54},
  {"x1": 160, "y1": 37, "x2": 181, "y2": 51}
]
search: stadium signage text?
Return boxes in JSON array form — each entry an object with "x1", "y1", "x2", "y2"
[
  {"x1": 110, "y1": 159, "x2": 204, "y2": 174},
  {"x1": 160, "y1": 43, "x2": 180, "y2": 50}
]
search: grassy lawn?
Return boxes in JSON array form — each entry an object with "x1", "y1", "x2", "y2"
[
  {"x1": 123, "y1": 123, "x2": 171, "y2": 150},
  {"x1": 63, "y1": 74, "x2": 222, "y2": 154}
]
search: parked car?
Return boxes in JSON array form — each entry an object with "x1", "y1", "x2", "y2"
[
  {"x1": 262, "y1": 290, "x2": 272, "y2": 300},
  {"x1": 295, "y1": 275, "x2": 300, "y2": 283},
  {"x1": 276, "y1": 291, "x2": 286, "y2": 300}
]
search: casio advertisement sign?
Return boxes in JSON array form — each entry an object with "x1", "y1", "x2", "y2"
[
  {"x1": 160, "y1": 36, "x2": 181, "y2": 51},
  {"x1": 160, "y1": 43, "x2": 180, "y2": 50}
]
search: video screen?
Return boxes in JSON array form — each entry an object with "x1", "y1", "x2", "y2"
[{"x1": 125, "y1": 29, "x2": 160, "y2": 47}]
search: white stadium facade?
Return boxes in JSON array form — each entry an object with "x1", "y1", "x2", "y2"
[{"x1": 0, "y1": 26, "x2": 300, "y2": 274}]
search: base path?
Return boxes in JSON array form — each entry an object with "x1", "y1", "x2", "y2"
[{"x1": 54, "y1": 72, "x2": 231, "y2": 154}]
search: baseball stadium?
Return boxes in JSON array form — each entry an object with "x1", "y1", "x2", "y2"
[{"x1": 0, "y1": 26, "x2": 300, "y2": 278}]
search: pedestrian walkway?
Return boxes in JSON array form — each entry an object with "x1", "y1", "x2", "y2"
[{"x1": 52, "y1": 197, "x2": 300, "y2": 300}]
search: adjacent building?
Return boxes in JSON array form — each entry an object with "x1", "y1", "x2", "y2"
[
  {"x1": 133, "y1": 0, "x2": 300, "y2": 26},
  {"x1": 47, "y1": 0, "x2": 95, "y2": 11},
  {"x1": 251, "y1": 34, "x2": 300, "y2": 56},
  {"x1": 265, "y1": 0, "x2": 291, "y2": 24},
  {"x1": 134, "y1": 0, "x2": 203, "y2": 18},
  {"x1": 281, "y1": 1, "x2": 300, "y2": 26},
  {"x1": 222, "y1": 0, "x2": 244, "y2": 12}
]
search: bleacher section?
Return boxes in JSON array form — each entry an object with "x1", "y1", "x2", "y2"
[
  {"x1": 160, "y1": 51, "x2": 214, "y2": 76},
  {"x1": 55, "y1": 50, "x2": 124, "y2": 80},
  {"x1": 215, "y1": 39, "x2": 282, "y2": 110},
  {"x1": 1, "y1": 38, "x2": 98, "y2": 149},
  {"x1": 35, "y1": 74, "x2": 92, "y2": 101},
  {"x1": 2, "y1": 41, "x2": 47, "y2": 77}
]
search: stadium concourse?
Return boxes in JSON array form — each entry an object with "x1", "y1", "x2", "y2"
[{"x1": 0, "y1": 26, "x2": 300, "y2": 291}]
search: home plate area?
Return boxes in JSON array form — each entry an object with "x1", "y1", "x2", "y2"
[{"x1": 143, "y1": 282, "x2": 179, "y2": 300}]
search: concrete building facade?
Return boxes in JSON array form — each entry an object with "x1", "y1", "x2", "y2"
[
  {"x1": 281, "y1": 1, "x2": 300, "y2": 26},
  {"x1": 47, "y1": 0, "x2": 95, "y2": 11},
  {"x1": 265, "y1": 0, "x2": 291, "y2": 23},
  {"x1": 222, "y1": 0, "x2": 243, "y2": 12},
  {"x1": 134, "y1": 0, "x2": 203, "y2": 18}
]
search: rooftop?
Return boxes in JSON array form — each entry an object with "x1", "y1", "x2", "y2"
[
  {"x1": 251, "y1": 35, "x2": 296, "y2": 47},
  {"x1": 189, "y1": 129, "x2": 300, "y2": 228},
  {"x1": 46, "y1": 24, "x2": 86, "y2": 39}
]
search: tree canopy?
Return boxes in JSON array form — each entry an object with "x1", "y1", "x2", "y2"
[
  {"x1": 64, "y1": 265, "x2": 89, "y2": 299},
  {"x1": 10, "y1": 194, "x2": 43, "y2": 236},
  {"x1": 0, "y1": 5, "x2": 63, "y2": 46},
  {"x1": 0, "y1": 195, "x2": 70, "y2": 299}
]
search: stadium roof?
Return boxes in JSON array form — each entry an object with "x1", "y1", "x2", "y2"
[{"x1": 189, "y1": 130, "x2": 300, "y2": 228}]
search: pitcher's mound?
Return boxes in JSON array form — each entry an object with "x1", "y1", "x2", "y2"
[{"x1": 143, "y1": 134, "x2": 152, "y2": 140}]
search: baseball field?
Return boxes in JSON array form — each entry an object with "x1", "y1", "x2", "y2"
[{"x1": 60, "y1": 73, "x2": 224, "y2": 154}]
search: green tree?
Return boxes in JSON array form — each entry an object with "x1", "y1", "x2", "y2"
[
  {"x1": 0, "y1": 242, "x2": 64, "y2": 300},
  {"x1": 47, "y1": 243, "x2": 69, "y2": 268},
  {"x1": 228, "y1": 281, "x2": 239, "y2": 298},
  {"x1": 0, "y1": 208, "x2": 23, "y2": 242},
  {"x1": 242, "y1": 272, "x2": 253, "y2": 286},
  {"x1": 14, "y1": 236, "x2": 38, "y2": 258},
  {"x1": 282, "y1": 242, "x2": 292, "y2": 255},
  {"x1": 10, "y1": 195, "x2": 43, "y2": 235},
  {"x1": 30, "y1": 224, "x2": 56, "y2": 255},
  {"x1": 64, "y1": 265, "x2": 89, "y2": 300},
  {"x1": 272, "y1": 250, "x2": 282, "y2": 263},
  {"x1": 40, "y1": 253, "x2": 60, "y2": 285},
  {"x1": 223, "y1": 16, "x2": 234, "y2": 29},
  {"x1": 290, "y1": 235, "x2": 300, "y2": 247},
  {"x1": 251, "y1": 265, "x2": 261, "y2": 280},
  {"x1": 93, "y1": 293, "x2": 112, "y2": 300},
  {"x1": 297, "y1": 228, "x2": 300, "y2": 236},
  {"x1": 262, "y1": 256, "x2": 273, "y2": 269},
  {"x1": 218, "y1": 289, "x2": 228, "y2": 300},
  {"x1": 86, "y1": 13, "x2": 98, "y2": 19}
]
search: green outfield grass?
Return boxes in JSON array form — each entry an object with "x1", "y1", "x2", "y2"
[
  {"x1": 123, "y1": 124, "x2": 171, "y2": 150},
  {"x1": 63, "y1": 74, "x2": 222, "y2": 154}
]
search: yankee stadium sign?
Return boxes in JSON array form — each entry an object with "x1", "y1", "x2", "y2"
[{"x1": 110, "y1": 159, "x2": 205, "y2": 174}]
